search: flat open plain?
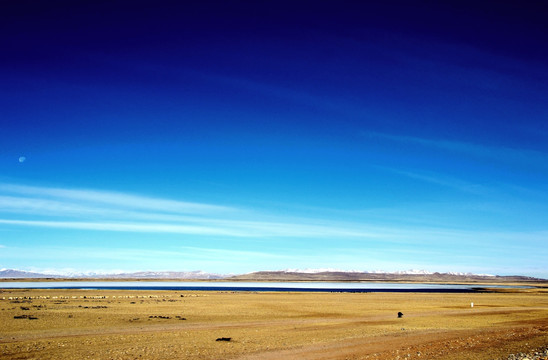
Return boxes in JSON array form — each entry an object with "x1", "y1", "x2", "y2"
[{"x1": 1, "y1": 287, "x2": 547, "y2": 359}]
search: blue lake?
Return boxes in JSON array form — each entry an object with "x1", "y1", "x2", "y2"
[{"x1": 0, "y1": 281, "x2": 526, "y2": 292}]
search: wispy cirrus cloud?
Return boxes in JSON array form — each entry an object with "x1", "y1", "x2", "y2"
[
  {"x1": 1, "y1": 182, "x2": 546, "y2": 252},
  {"x1": 0, "y1": 218, "x2": 388, "y2": 239},
  {"x1": 368, "y1": 132, "x2": 548, "y2": 170},
  {"x1": 0, "y1": 183, "x2": 232, "y2": 215},
  {"x1": 0, "y1": 219, "x2": 250, "y2": 236},
  {"x1": 0, "y1": 182, "x2": 386, "y2": 239},
  {"x1": 2, "y1": 182, "x2": 547, "y2": 277},
  {"x1": 382, "y1": 168, "x2": 489, "y2": 195}
]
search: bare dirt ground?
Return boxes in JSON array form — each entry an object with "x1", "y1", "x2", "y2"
[{"x1": 1, "y1": 288, "x2": 547, "y2": 359}]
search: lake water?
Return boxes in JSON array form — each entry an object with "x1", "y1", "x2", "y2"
[{"x1": 0, "y1": 281, "x2": 525, "y2": 292}]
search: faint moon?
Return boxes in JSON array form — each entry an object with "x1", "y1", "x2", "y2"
[{"x1": 18, "y1": 156, "x2": 26, "y2": 163}]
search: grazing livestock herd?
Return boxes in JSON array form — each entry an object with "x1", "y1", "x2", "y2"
[{"x1": 0, "y1": 293, "x2": 194, "y2": 301}]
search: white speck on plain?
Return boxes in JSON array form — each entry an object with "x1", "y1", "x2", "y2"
[{"x1": 18, "y1": 156, "x2": 26, "y2": 163}]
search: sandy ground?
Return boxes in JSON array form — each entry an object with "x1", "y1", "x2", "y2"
[{"x1": 1, "y1": 288, "x2": 547, "y2": 359}]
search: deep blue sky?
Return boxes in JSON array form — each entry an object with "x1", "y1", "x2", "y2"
[{"x1": 1, "y1": 0, "x2": 547, "y2": 277}]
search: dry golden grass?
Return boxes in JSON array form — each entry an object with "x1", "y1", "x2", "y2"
[{"x1": 1, "y1": 288, "x2": 547, "y2": 359}]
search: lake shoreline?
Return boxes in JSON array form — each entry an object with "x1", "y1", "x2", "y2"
[
  {"x1": 1, "y1": 289, "x2": 547, "y2": 360},
  {"x1": 1, "y1": 280, "x2": 541, "y2": 293}
]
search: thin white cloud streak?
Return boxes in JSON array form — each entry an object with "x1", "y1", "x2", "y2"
[
  {"x1": 0, "y1": 193, "x2": 391, "y2": 238},
  {"x1": 0, "y1": 219, "x2": 248, "y2": 236},
  {"x1": 1, "y1": 182, "x2": 547, "y2": 247},
  {"x1": 1, "y1": 218, "x2": 545, "y2": 252},
  {"x1": 0, "y1": 195, "x2": 102, "y2": 215},
  {"x1": 0, "y1": 218, "x2": 391, "y2": 239},
  {"x1": 369, "y1": 132, "x2": 548, "y2": 170},
  {"x1": 0, "y1": 183, "x2": 388, "y2": 238},
  {"x1": 0, "y1": 183, "x2": 233, "y2": 215},
  {"x1": 381, "y1": 168, "x2": 489, "y2": 195},
  {"x1": 0, "y1": 195, "x2": 227, "y2": 223},
  {"x1": 194, "y1": 70, "x2": 365, "y2": 118},
  {"x1": 0, "y1": 195, "x2": 382, "y2": 237}
]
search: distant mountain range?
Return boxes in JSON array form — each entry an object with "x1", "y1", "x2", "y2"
[
  {"x1": 0, "y1": 269, "x2": 53, "y2": 279},
  {"x1": 0, "y1": 269, "x2": 226, "y2": 279},
  {"x1": 1, "y1": 268, "x2": 545, "y2": 282},
  {"x1": 231, "y1": 270, "x2": 544, "y2": 283}
]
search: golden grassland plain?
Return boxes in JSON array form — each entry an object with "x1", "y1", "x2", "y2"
[{"x1": 1, "y1": 287, "x2": 547, "y2": 360}]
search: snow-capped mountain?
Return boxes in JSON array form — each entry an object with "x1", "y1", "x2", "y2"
[
  {"x1": 1, "y1": 268, "x2": 531, "y2": 280},
  {"x1": 0, "y1": 269, "x2": 227, "y2": 279},
  {"x1": 0, "y1": 269, "x2": 61, "y2": 278},
  {"x1": 232, "y1": 270, "x2": 540, "y2": 282},
  {"x1": 279, "y1": 268, "x2": 485, "y2": 276},
  {"x1": 281, "y1": 268, "x2": 363, "y2": 274}
]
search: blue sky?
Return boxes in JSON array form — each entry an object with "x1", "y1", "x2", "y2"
[{"x1": 1, "y1": 0, "x2": 547, "y2": 277}]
